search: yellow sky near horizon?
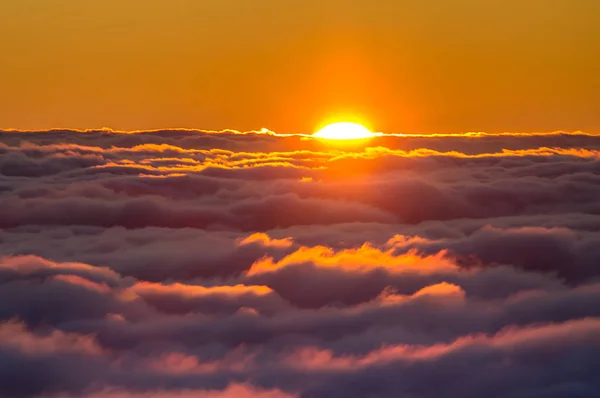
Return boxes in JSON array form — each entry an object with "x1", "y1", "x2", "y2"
[{"x1": 1, "y1": 0, "x2": 599, "y2": 134}]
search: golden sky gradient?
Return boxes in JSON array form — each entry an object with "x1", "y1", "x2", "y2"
[{"x1": 1, "y1": 0, "x2": 599, "y2": 133}]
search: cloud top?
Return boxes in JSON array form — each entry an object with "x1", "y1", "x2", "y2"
[{"x1": 1, "y1": 130, "x2": 600, "y2": 397}]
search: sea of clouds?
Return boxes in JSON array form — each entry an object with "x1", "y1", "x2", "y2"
[{"x1": 1, "y1": 129, "x2": 599, "y2": 397}]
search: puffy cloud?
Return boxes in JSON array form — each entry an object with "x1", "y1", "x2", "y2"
[
  {"x1": 123, "y1": 282, "x2": 289, "y2": 315},
  {"x1": 238, "y1": 233, "x2": 294, "y2": 248},
  {"x1": 286, "y1": 317, "x2": 600, "y2": 371},
  {"x1": 246, "y1": 244, "x2": 456, "y2": 276},
  {"x1": 0, "y1": 320, "x2": 104, "y2": 356},
  {"x1": 282, "y1": 318, "x2": 600, "y2": 398},
  {"x1": 43, "y1": 384, "x2": 297, "y2": 398},
  {"x1": 0, "y1": 255, "x2": 120, "y2": 284}
]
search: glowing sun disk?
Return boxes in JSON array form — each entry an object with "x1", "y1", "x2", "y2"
[{"x1": 314, "y1": 122, "x2": 375, "y2": 140}]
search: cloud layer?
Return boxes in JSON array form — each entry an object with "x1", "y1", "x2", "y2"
[{"x1": 1, "y1": 129, "x2": 600, "y2": 397}]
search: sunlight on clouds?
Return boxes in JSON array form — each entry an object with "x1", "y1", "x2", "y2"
[
  {"x1": 246, "y1": 243, "x2": 457, "y2": 276},
  {"x1": 2, "y1": 129, "x2": 600, "y2": 397}
]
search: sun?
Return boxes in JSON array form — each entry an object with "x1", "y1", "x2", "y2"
[{"x1": 313, "y1": 122, "x2": 375, "y2": 140}]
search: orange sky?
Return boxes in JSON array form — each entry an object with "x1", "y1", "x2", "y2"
[{"x1": 1, "y1": 0, "x2": 599, "y2": 133}]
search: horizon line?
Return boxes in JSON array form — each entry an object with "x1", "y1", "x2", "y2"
[{"x1": 0, "y1": 127, "x2": 597, "y2": 138}]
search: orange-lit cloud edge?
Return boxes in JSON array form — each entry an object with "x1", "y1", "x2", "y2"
[{"x1": 1, "y1": 127, "x2": 598, "y2": 138}]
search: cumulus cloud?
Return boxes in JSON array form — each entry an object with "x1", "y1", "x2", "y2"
[
  {"x1": 0, "y1": 320, "x2": 104, "y2": 356},
  {"x1": 43, "y1": 384, "x2": 297, "y2": 398},
  {"x1": 0, "y1": 129, "x2": 599, "y2": 397}
]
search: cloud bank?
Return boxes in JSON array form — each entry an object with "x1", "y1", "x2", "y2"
[{"x1": 1, "y1": 129, "x2": 600, "y2": 397}]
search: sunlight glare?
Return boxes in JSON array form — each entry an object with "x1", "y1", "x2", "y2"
[{"x1": 313, "y1": 122, "x2": 375, "y2": 140}]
